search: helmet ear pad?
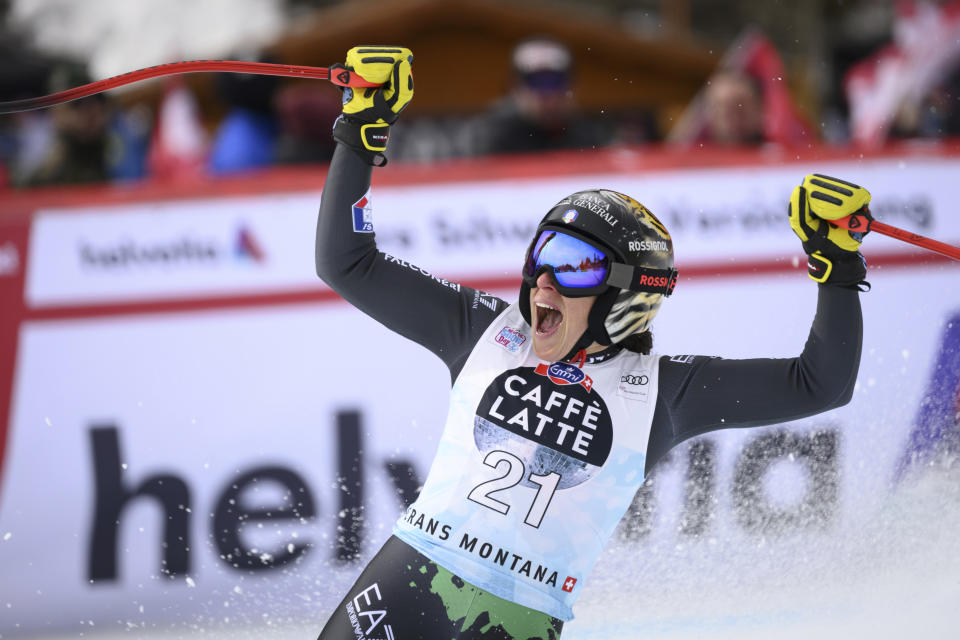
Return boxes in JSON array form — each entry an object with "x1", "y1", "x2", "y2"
[
  {"x1": 519, "y1": 280, "x2": 533, "y2": 327},
  {"x1": 585, "y1": 287, "x2": 618, "y2": 347}
]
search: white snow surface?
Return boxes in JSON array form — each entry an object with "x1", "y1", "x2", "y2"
[
  {"x1": 13, "y1": 464, "x2": 960, "y2": 640},
  {"x1": 573, "y1": 465, "x2": 960, "y2": 639}
]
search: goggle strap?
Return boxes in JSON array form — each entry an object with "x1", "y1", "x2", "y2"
[
  {"x1": 606, "y1": 263, "x2": 635, "y2": 290},
  {"x1": 609, "y1": 263, "x2": 678, "y2": 297}
]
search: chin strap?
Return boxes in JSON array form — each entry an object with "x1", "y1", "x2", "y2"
[
  {"x1": 560, "y1": 297, "x2": 628, "y2": 364},
  {"x1": 561, "y1": 329, "x2": 596, "y2": 364},
  {"x1": 569, "y1": 349, "x2": 587, "y2": 368},
  {"x1": 559, "y1": 286, "x2": 618, "y2": 363},
  {"x1": 563, "y1": 341, "x2": 625, "y2": 367}
]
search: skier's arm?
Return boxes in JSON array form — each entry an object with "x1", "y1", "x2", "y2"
[
  {"x1": 316, "y1": 47, "x2": 508, "y2": 380},
  {"x1": 646, "y1": 284, "x2": 860, "y2": 473},
  {"x1": 645, "y1": 175, "x2": 871, "y2": 474}
]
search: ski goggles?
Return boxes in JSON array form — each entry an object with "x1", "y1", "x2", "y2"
[{"x1": 522, "y1": 227, "x2": 677, "y2": 297}]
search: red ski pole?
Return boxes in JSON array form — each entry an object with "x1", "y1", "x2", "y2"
[
  {"x1": 0, "y1": 60, "x2": 380, "y2": 115},
  {"x1": 833, "y1": 211, "x2": 960, "y2": 262}
]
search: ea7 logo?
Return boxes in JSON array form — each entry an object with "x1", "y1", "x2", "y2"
[
  {"x1": 473, "y1": 290, "x2": 499, "y2": 312},
  {"x1": 345, "y1": 583, "x2": 394, "y2": 640}
]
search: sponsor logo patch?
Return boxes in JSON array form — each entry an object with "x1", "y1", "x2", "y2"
[
  {"x1": 573, "y1": 195, "x2": 618, "y2": 227},
  {"x1": 382, "y1": 254, "x2": 461, "y2": 292},
  {"x1": 76, "y1": 225, "x2": 267, "y2": 271},
  {"x1": 473, "y1": 290, "x2": 499, "y2": 312},
  {"x1": 561, "y1": 209, "x2": 578, "y2": 223},
  {"x1": 618, "y1": 369, "x2": 650, "y2": 401},
  {"x1": 628, "y1": 239, "x2": 669, "y2": 253},
  {"x1": 474, "y1": 365, "x2": 613, "y2": 487},
  {"x1": 495, "y1": 327, "x2": 527, "y2": 353},
  {"x1": 352, "y1": 193, "x2": 374, "y2": 233},
  {"x1": 535, "y1": 362, "x2": 593, "y2": 392}
]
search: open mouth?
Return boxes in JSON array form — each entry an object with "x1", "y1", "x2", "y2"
[{"x1": 535, "y1": 301, "x2": 563, "y2": 336}]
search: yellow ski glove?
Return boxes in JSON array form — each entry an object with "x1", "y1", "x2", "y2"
[
  {"x1": 789, "y1": 174, "x2": 872, "y2": 287},
  {"x1": 331, "y1": 46, "x2": 414, "y2": 166}
]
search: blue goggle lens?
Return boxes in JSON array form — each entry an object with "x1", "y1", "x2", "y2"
[{"x1": 524, "y1": 230, "x2": 610, "y2": 288}]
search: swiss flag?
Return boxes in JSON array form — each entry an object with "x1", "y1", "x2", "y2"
[
  {"x1": 561, "y1": 576, "x2": 577, "y2": 593},
  {"x1": 667, "y1": 28, "x2": 814, "y2": 146}
]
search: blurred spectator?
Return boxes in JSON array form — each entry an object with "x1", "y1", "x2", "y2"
[
  {"x1": 702, "y1": 70, "x2": 766, "y2": 146},
  {"x1": 894, "y1": 66, "x2": 960, "y2": 138},
  {"x1": 0, "y1": 39, "x2": 55, "y2": 189},
  {"x1": 5, "y1": 62, "x2": 152, "y2": 188},
  {"x1": 2, "y1": 110, "x2": 55, "y2": 187},
  {"x1": 109, "y1": 103, "x2": 152, "y2": 181},
  {"x1": 669, "y1": 30, "x2": 814, "y2": 148},
  {"x1": 208, "y1": 57, "x2": 280, "y2": 175},
  {"x1": 388, "y1": 115, "x2": 474, "y2": 163},
  {"x1": 466, "y1": 38, "x2": 615, "y2": 156},
  {"x1": 889, "y1": 83, "x2": 951, "y2": 140},
  {"x1": 273, "y1": 83, "x2": 340, "y2": 165},
  {"x1": 19, "y1": 65, "x2": 112, "y2": 187}
]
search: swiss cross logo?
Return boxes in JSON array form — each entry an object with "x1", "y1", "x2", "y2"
[{"x1": 561, "y1": 576, "x2": 577, "y2": 593}]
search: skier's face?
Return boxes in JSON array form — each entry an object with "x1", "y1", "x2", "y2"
[{"x1": 529, "y1": 271, "x2": 603, "y2": 362}]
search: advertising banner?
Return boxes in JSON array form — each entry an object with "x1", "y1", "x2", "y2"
[
  {"x1": 1, "y1": 152, "x2": 959, "y2": 636},
  {"x1": 22, "y1": 157, "x2": 960, "y2": 309}
]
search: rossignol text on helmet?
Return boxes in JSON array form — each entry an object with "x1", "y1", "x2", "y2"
[{"x1": 519, "y1": 189, "x2": 676, "y2": 360}]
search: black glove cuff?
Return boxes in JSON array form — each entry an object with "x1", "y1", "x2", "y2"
[
  {"x1": 806, "y1": 252, "x2": 832, "y2": 282},
  {"x1": 808, "y1": 250, "x2": 867, "y2": 288},
  {"x1": 332, "y1": 116, "x2": 390, "y2": 167}
]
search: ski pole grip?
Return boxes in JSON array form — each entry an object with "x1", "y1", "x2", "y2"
[
  {"x1": 328, "y1": 68, "x2": 381, "y2": 88},
  {"x1": 831, "y1": 212, "x2": 873, "y2": 233}
]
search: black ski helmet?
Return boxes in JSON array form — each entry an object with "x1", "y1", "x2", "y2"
[{"x1": 519, "y1": 189, "x2": 676, "y2": 358}]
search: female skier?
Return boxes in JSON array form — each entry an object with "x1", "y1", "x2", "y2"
[{"x1": 316, "y1": 47, "x2": 869, "y2": 640}]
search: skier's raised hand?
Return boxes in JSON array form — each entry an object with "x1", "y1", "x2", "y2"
[
  {"x1": 789, "y1": 174, "x2": 872, "y2": 287},
  {"x1": 331, "y1": 46, "x2": 414, "y2": 166}
]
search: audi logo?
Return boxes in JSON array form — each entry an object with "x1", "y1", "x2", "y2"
[{"x1": 620, "y1": 374, "x2": 649, "y2": 386}]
